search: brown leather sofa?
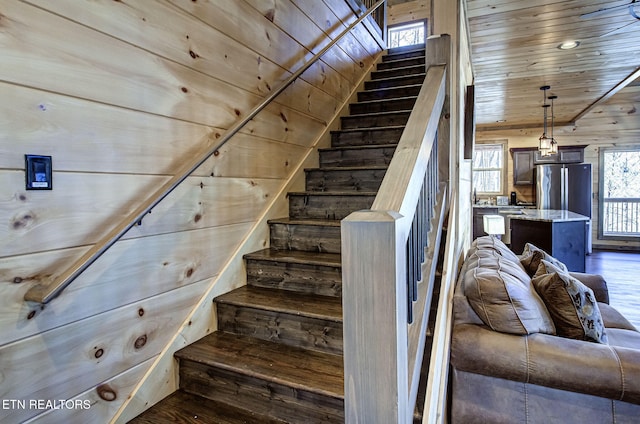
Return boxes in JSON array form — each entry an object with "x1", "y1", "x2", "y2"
[{"x1": 450, "y1": 236, "x2": 640, "y2": 423}]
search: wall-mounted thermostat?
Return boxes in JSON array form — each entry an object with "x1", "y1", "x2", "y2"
[{"x1": 25, "y1": 155, "x2": 52, "y2": 190}]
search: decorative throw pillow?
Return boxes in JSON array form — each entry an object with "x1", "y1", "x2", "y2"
[
  {"x1": 464, "y1": 266, "x2": 556, "y2": 335},
  {"x1": 532, "y1": 258, "x2": 566, "y2": 279},
  {"x1": 519, "y1": 243, "x2": 568, "y2": 277},
  {"x1": 531, "y1": 266, "x2": 607, "y2": 343}
]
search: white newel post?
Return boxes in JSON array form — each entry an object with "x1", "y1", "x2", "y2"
[{"x1": 342, "y1": 210, "x2": 411, "y2": 424}]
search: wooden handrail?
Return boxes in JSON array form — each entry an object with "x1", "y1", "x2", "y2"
[{"x1": 24, "y1": 0, "x2": 387, "y2": 304}]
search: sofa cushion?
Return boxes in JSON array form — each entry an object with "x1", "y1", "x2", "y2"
[
  {"x1": 463, "y1": 266, "x2": 556, "y2": 335},
  {"x1": 470, "y1": 236, "x2": 520, "y2": 264},
  {"x1": 598, "y1": 303, "x2": 638, "y2": 331},
  {"x1": 452, "y1": 324, "x2": 640, "y2": 408},
  {"x1": 605, "y1": 328, "x2": 640, "y2": 349},
  {"x1": 466, "y1": 250, "x2": 530, "y2": 281},
  {"x1": 520, "y1": 243, "x2": 568, "y2": 277},
  {"x1": 532, "y1": 263, "x2": 607, "y2": 343}
]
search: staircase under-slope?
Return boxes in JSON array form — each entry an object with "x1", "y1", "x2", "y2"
[{"x1": 130, "y1": 44, "x2": 430, "y2": 424}]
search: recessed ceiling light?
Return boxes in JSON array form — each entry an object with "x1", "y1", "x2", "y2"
[{"x1": 558, "y1": 41, "x2": 580, "y2": 50}]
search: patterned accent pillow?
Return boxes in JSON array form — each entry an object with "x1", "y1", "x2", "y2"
[
  {"x1": 532, "y1": 266, "x2": 607, "y2": 343},
  {"x1": 519, "y1": 243, "x2": 568, "y2": 277}
]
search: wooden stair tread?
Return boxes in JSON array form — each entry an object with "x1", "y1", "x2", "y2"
[
  {"x1": 305, "y1": 165, "x2": 389, "y2": 172},
  {"x1": 362, "y1": 83, "x2": 423, "y2": 92},
  {"x1": 129, "y1": 390, "x2": 287, "y2": 424},
  {"x1": 346, "y1": 109, "x2": 412, "y2": 118},
  {"x1": 384, "y1": 46, "x2": 426, "y2": 60},
  {"x1": 353, "y1": 95, "x2": 418, "y2": 107},
  {"x1": 268, "y1": 217, "x2": 341, "y2": 227},
  {"x1": 176, "y1": 332, "x2": 344, "y2": 399},
  {"x1": 331, "y1": 124, "x2": 406, "y2": 133},
  {"x1": 384, "y1": 50, "x2": 425, "y2": 59},
  {"x1": 382, "y1": 56, "x2": 426, "y2": 67},
  {"x1": 288, "y1": 190, "x2": 377, "y2": 196},
  {"x1": 244, "y1": 247, "x2": 341, "y2": 266},
  {"x1": 373, "y1": 63, "x2": 425, "y2": 73},
  {"x1": 367, "y1": 73, "x2": 425, "y2": 84},
  {"x1": 319, "y1": 143, "x2": 398, "y2": 152},
  {"x1": 377, "y1": 57, "x2": 425, "y2": 71},
  {"x1": 380, "y1": 50, "x2": 425, "y2": 59},
  {"x1": 216, "y1": 286, "x2": 342, "y2": 322}
]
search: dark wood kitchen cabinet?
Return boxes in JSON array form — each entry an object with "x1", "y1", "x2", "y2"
[
  {"x1": 512, "y1": 150, "x2": 535, "y2": 185},
  {"x1": 510, "y1": 145, "x2": 587, "y2": 186},
  {"x1": 534, "y1": 147, "x2": 585, "y2": 164}
]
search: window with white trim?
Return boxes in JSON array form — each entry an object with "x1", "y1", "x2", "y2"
[
  {"x1": 599, "y1": 146, "x2": 640, "y2": 239},
  {"x1": 473, "y1": 143, "x2": 505, "y2": 194},
  {"x1": 387, "y1": 21, "x2": 426, "y2": 48}
]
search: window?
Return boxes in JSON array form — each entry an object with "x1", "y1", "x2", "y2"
[
  {"x1": 599, "y1": 146, "x2": 640, "y2": 239},
  {"x1": 387, "y1": 21, "x2": 426, "y2": 48},
  {"x1": 473, "y1": 143, "x2": 505, "y2": 194}
]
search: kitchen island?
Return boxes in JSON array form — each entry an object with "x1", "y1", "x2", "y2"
[{"x1": 509, "y1": 209, "x2": 590, "y2": 272}]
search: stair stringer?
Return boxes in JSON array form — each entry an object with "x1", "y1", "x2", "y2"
[{"x1": 110, "y1": 51, "x2": 383, "y2": 424}]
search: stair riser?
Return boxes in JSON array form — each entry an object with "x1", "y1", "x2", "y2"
[
  {"x1": 180, "y1": 361, "x2": 344, "y2": 423},
  {"x1": 377, "y1": 56, "x2": 425, "y2": 70},
  {"x1": 383, "y1": 47, "x2": 425, "y2": 62},
  {"x1": 341, "y1": 111, "x2": 410, "y2": 129},
  {"x1": 246, "y1": 258, "x2": 342, "y2": 296},
  {"x1": 320, "y1": 146, "x2": 396, "y2": 167},
  {"x1": 371, "y1": 65, "x2": 425, "y2": 80},
  {"x1": 288, "y1": 194, "x2": 375, "y2": 220},
  {"x1": 365, "y1": 74, "x2": 425, "y2": 90},
  {"x1": 269, "y1": 222, "x2": 341, "y2": 254},
  {"x1": 216, "y1": 303, "x2": 343, "y2": 355},
  {"x1": 358, "y1": 84, "x2": 422, "y2": 102},
  {"x1": 350, "y1": 96, "x2": 417, "y2": 115},
  {"x1": 305, "y1": 168, "x2": 386, "y2": 192},
  {"x1": 331, "y1": 127, "x2": 403, "y2": 147}
]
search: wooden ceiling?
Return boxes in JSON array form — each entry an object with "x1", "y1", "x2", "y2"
[{"x1": 465, "y1": 0, "x2": 640, "y2": 130}]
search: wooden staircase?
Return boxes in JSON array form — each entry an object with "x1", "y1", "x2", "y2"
[{"x1": 130, "y1": 44, "x2": 428, "y2": 424}]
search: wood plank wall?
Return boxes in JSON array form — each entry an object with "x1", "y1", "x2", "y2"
[
  {"x1": 388, "y1": 0, "x2": 429, "y2": 26},
  {"x1": 0, "y1": 0, "x2": 382, "y2": 422},
  {"x1": 476, "y1": 85, "x2": 640, "y2": 250}
]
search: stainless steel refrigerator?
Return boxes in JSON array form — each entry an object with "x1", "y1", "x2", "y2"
[{"x1": 536, "y1": 163, "x2": 592, "y2": 253}]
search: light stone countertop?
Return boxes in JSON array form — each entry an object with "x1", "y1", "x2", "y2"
[
  {"x1": 472, "y1": 204, "x2": 525, "y2": 209},
  {"x1": 508, "y1": 209, "x2": 590, "y2": 222}
]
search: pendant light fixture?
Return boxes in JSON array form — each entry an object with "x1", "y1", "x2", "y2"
[
  {"x1": 548, "y1": 94, "x2": 558, "y2": 155},
  {"x1": 538, "y1": 85, "x2": 552, "y2": 157}
]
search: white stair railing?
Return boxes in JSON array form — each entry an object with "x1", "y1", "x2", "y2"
[{"x1": 342, "y1": 35, "x2": 451, "y2": 423}]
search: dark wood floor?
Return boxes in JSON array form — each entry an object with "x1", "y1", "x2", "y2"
[{"x1": 586, "y1": 250, "x2": 640, "y2": 329}]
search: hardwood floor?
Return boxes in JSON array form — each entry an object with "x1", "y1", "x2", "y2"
[{"x1": 585, "y1": 250, "x2": 640, "y2": 330}]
